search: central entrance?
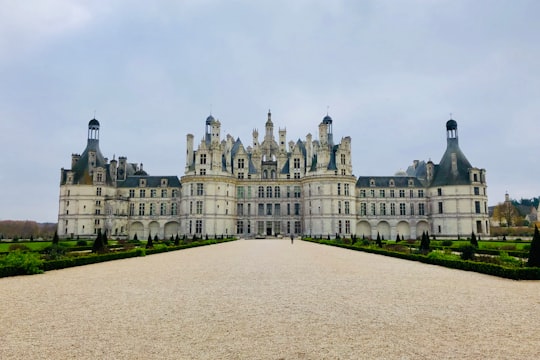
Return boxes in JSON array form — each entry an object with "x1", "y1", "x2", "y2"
[{"x1": 266, "y1": 221, "x2": 272, "y2": 236}]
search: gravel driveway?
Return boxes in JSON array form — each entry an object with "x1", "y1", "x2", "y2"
[{"x1": 1, "y1": 239, "x2": 539, "y2": 359}]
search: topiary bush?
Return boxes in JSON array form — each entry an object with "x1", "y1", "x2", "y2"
[{"x1": 460, "y1": 245, "x2": 476, "y2": 260}]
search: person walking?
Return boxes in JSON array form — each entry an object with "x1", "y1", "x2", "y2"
[{"x1": 291, "y1": 234, "x2": 294, "y2": 244}]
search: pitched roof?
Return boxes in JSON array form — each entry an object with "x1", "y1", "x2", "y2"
[{"x1": 430, "y1": 138, "x2": 473, "y2": 186}]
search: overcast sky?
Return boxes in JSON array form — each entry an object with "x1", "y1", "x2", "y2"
[{"x1": 1, "y1": 0, "x2": 539, "y2": 223}]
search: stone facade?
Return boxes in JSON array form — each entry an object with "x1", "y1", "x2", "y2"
[
  {"x1": 58, "y1": 112, "x2": 489, "y2": 239},
  {"x1": 58, "y1": 119, "x2": 181, "y2": 239}
]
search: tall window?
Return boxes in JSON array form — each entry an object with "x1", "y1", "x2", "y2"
[
  {"x1": 294, "y1": 186, "x2": 301, "y2": 198},
  {"x1": 399, "y1": 189, "x2": 405, "y2": 198},
  {"x1": 338, "y1": 201, "x2": 342, "y2": 214},
  {"x1": 200, "y1": 154, "x2": 207, "y2": 164},
  {"x1": 344, "y1": 184, "x2": 350, "y2": 196},
  {"x1": 149, "y1": 203, "x2": 155, "y2": 216},
  {"x1": 96, "y1": 187, "x2": 102, "y2": 196},
  {"x1": 360, "y1": 203, "x2": 367, "y2": 216},
  {"x1": 195, "y1": 220, "x2": 202, "y2": 234},
  {"x1": 338, "y1": 220, "x2": 342, "y2": 234},
  {"x1": 275, "y1": 186, "x2": 281, "y2": 198},
  {"x1": 97, "y1": 173, "x2": 103, "y2": 182},
  {"x1": 129, "y1": 203, "x2": 135, "y2": 216},
  {"x1": 172, "y1": 189, "x2": 178, "y2": 197},
  {"x1": 437, "y1": 188, "x2": 442, "y2": 196},
  {"x1": 418, "y1": 189, "x2": 424, "y2": 198},
  {"x1": 418, "y1": 203, "x2": 425, "y2": 215},
  {"x1": 236, "y1": 220, "x2": 244, "y2": 234},
  {"x1": 294, "y1": 203, "x2": 300, "y2": 216},
  {"x1": 390, "y1": 189, "x2": 395, "y2": 198},
  {"x1": 294, "y1": 158, "x2": 300, "y2": 169},
  {"x1": 237, "y1": 186, "x2": 245, "y2": 199},
  {"x1": 129, "y1": 189, "x2": 135, "y2": 198},
  {"x1": 237, "y1": 203, "x2": 244, "y2": 216},
  {"x1": 161, "y1": 189, "x2": 167, "y2": 197},
  {"x1": 410, "y1": 203, "x2": 415, "y2": 215},
  {"x1": 399, "y1": 203, "x2": 406, "y2": 215},
  {"x1": 138, "y1": 203, "x2": 145, "y2": 216},
  {"x1": 341, "y1": 154, "x2": 346, "y2": 165},
  {"x1": 380, "y1": 203, "x2": 386, "y2": 215},
  {"x1": 266, "y1": 186, "x2": 273, "y2": 198},
  {"x1": 294, "y1": 221, "x2": 301, "y2": 234},
  {"x1": 337, "y1": 183, "x2": 341, "y2": 195},
  {"x1": 151, "y1": 189, "x2": 157, "y2": 198},
  {"x1": 370, "y1": 203, "x2": 376, "y2": 216},
  {"x1": 438, "y1": 202, "x2": 443, "y2": 213},
  {"x1": 390, "y1": 203, "x2": 396, "y2": 215},
  {"x1": 345, "y1": 201, "x2": 350, "y2": 215},
  {"x1": 196, "y1": 201, "x2": 203, "y2": 214},
  {"x1": 475, "y1": 201, "x2": 481, "y2": 214},
  {"x1": 160, "y1": 203, "x2": 166, "y2": 215},
  {"x1": 140, "y1": 189, "x2": 145, "y2": 198},
  {"x1": 258, "y1": 186, "x2": 264, "y2": 198},
  {"x1": 474, "y1": 187, "x2": 480, "y2": 195},
  {"x1": 238, "y1": 158, "x2": 245, "y2": 169},
  {"x1": 379, "y1": 189, "x2": 385, "y2": 198},
  {"x1": 196, "y1": 183, "x2": 204, "y2": 196},
  {"x1": 171, "y1": 203, "x2": 177, "y2": 215},
  {"x1": 345, "y1": 220, "x2": 350, "y2": 234}
]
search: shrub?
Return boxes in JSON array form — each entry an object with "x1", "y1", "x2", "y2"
[
  {"x1": 460, "y1": 245, "x2": 476, "y2": 260},
  {"x1": 0, "y1": 250, "x2": 43, "y2": 275},
  {"x1": 499, "y1": 251, "x2": 523, "y2": 267},
  {"x1": 41, "y1": 245, "x2": 67, "y2": 260},
  {"x1": 384, "y1": 244, "x2": 409, "y2": 253},
  {"x1": 9, "y1": 244, "x2": 30, "y2": 252},
  {"x1": 441, "y1": 240, "x2": 453, "y2": 247},
  {"x1": 528, "y1": 225, "x2": 540, "y2": 267},
  {"x1": 76, "y1": 240, "x2": 87, "y2": 246}
]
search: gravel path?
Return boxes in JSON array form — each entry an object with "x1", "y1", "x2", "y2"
[{"x1": 1, "y1": 239, "x2": 539, "y2": 359}]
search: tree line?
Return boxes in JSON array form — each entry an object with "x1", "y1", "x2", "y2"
[{"x1": 0, "y1": 221, "x2": 56, "y2": 239}]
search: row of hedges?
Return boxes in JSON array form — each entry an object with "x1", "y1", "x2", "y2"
[
  {"x1": 304, "y1": 239, "x2": 540, "y2": 280},
  {"x1": 1, "y1": 238, "x2": 236, "y2": 277}
]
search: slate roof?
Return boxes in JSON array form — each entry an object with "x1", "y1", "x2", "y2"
[
  {"x1": 356, "y1": 176, "x2": 424, "y2": 188},
  {"x1": 430, "y1": 138, "x2": 473, "y2": 186},
  {"x1": 68, "y1": 139, "x2": 108, "y2": 185},
  {"x1": 117, "y1": 175, "x2": 181, "y2": 188}
]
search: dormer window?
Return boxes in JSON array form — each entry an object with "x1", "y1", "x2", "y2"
[
  {"x1": 161, "y1": 179, "x2": 168, "y2": 187},
  {"x1": 139, "y1": 179, "x2": 146, "y2": 187},
  {"x1": 389, "y1": 179, "x2": 394, "y2": 187},
  {"x1": 370, "y1": 179, "x2": 375, "y2": 187}
]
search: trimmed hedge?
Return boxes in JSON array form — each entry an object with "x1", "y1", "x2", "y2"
[
  {"x1": 1, "y1": 238, "x2": 236, "y2": 277},
  {"x1": 304, "y1": 238, "x2": 540, "y2": 280}
]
